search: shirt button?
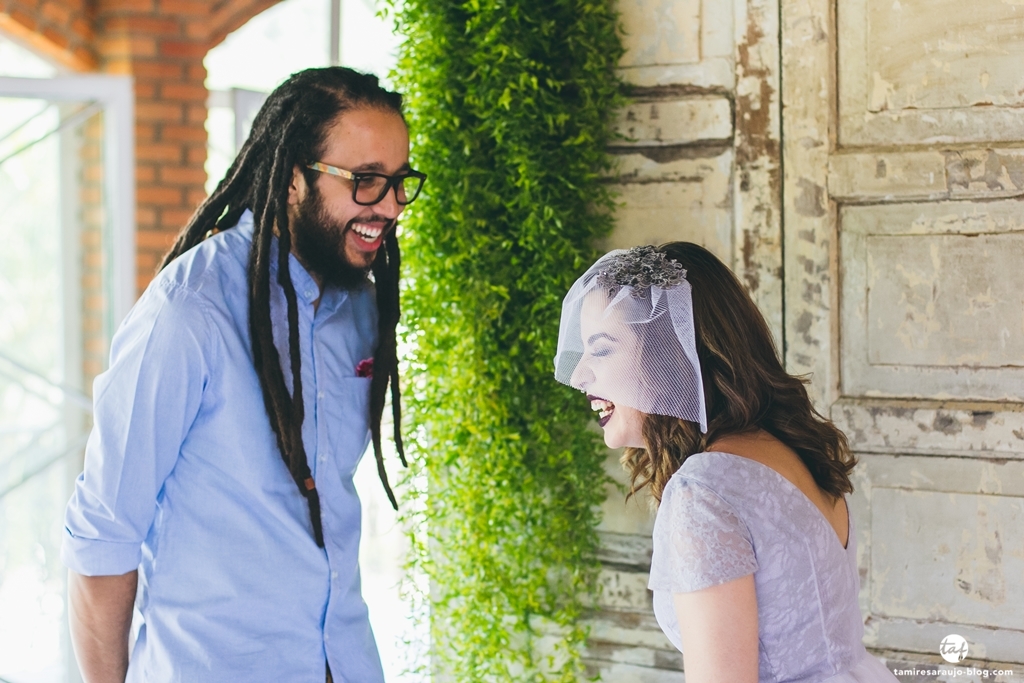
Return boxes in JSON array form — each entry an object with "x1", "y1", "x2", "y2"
[
  {"x1": 319, "y1": 454, "x2": 326, "y2": 463},
  {"x1": 304, "y1": 289, "x2": 313, "y2": 299},
  {"x1": 324, "y1": 633, "x2": 330, "y2": 642},
  {"x1": 331, "y1": 571, "x2": 338, "y2": 579},
  {"x1": 317, "y1": 391, "x2": 324, "y2": 399}
]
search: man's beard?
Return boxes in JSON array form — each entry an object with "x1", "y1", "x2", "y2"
[{"x1": 290, "y1": 186, "x2": 391, "y2": 290}]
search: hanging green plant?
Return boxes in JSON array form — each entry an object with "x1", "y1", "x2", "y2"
[{"x1": 387, "y1": 0, "x2": 624, "y2": 679}]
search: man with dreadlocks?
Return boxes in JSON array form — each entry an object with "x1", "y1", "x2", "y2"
[{"x1": 60, "y1": 67, "x2": 421, "y2": 683}]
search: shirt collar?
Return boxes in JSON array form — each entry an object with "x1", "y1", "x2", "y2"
[{"x1": 235, "y1": 209, "x2": 321, "y2": 307}]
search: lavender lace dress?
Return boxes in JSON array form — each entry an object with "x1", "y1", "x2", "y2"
[{"x1": 648, "y1": 452, "x2": 897, "y2": 683}]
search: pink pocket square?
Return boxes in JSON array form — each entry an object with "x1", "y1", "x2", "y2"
[{"x1": 355, "y1": 358, "x2": 374, "y2": 378}]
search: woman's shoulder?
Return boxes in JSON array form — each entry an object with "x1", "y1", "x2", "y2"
[
  {"x1": 667, "y1": 450, "x2": 807, "y2": 528},
  {"x1": 670, "y1": 451, "x2": 762, "y2": 495},
  {"x1": 657, "y1": 456, "x2": 762, "y2": 549}
]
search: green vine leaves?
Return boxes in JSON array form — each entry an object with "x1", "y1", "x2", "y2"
[{"x1": 386, "y1": 0, "x2": 626, "y2": 680}]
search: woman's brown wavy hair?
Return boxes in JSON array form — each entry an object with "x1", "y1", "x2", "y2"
[{"x1": 620, "y1": 242, "x2": 855, "y2": 503}]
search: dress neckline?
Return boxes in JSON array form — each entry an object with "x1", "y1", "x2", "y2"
[{"x1": 686, "y1": 451, "x2": 852, "y2": 552}]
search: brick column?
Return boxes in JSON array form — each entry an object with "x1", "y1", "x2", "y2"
[{"x1": 93, "y1": 0, "x2": 211, "y2": 294}]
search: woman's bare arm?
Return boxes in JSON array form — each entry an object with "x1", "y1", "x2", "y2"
[
  {"x1": 68, "y1": 569, "x2": 138, "y2": 683},
  {"x1": 674, "y1": 573, "x2": 758, "y2": 683}
]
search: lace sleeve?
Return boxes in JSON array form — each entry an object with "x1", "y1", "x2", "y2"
[{"x1": 648, "y1": 476, "x2": 758, "y2": 594}]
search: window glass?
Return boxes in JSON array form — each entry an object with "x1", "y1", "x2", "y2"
[{"x1": 0, "y1": 32, "x2": 79, "y2": 683}]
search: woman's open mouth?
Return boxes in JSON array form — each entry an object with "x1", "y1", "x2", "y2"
[{"x1": 587, "y1": 394, "x2": 615, "y2": 427}]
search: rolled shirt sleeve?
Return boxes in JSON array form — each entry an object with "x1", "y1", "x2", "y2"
[{"x1": 62, "y1": 279, "x2": 213, "y2": 576}]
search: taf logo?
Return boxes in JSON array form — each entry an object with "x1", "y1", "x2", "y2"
[{"x1": 939, "y1": 634, "x2": 969, "y2": 663}]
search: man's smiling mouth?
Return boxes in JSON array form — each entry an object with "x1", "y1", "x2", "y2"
[{"x1": 350, "y1": 222, "x2": 384, "y2": 243}]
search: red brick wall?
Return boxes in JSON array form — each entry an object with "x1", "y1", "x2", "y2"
[
  {"x1": 1, "y1": 0, "x2": 280, "y2": 293},
  {"x1": 0, "y1": 0, "x2": 95, "y2": 69},
  {"x1": 94, "y1": 0, "x2": 212, "y2": 290}
]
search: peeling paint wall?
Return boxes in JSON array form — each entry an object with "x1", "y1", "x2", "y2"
[
  {"x1": 834, "y1": 401, "x2": 1024, "y2": 669},
  {"x1": 784, "y1": 0, "x2": 1024, "y2": 676},
  {"x1": 608, "y1": 0, "x2": 782, "y2": 346},
  {"x1": 587, "y1": 0, "x2": 782, "y2": 678},
  {"x1": 593, "y1": 0, "x2": 1024, "y2": 678}
]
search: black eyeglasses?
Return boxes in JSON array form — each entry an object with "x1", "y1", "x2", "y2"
[{"x1": 306, "y1": 161, "x2": 427, "y2": 206}]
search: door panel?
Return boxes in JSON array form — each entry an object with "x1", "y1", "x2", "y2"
[
  {"x1": 829, "y1": 149, "x2": 1024, "y2": 203},
  {"x1": 833, "y1": 399, "x2": 1024, "y2": 458},
  {"x1": 784, "y1": 0, "x2": 1024, "y2": 665},
  {"x1": 841, "y1": 202, "x2": 1024, "y2": 400},
  {"x1": 839, "y1": 0, "x2": 1024, "y2": 145},
  {"x1": 872, "y1": 487, "x2": 1024, "y2": 628}
]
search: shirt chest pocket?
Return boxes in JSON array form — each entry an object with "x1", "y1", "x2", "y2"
[{"x1": 318, "y1": 376, "x2": 373, "y2": 478}]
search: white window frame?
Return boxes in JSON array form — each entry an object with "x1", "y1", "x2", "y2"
[
  {"x1": 1, "y1": 73, "x2": 132, "y2": 683},
  {"x1": 0, "y1": 74, "x2": 136, "y2": 325}
]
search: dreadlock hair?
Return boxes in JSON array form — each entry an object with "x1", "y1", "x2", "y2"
[{"x1": 159, "y1": 67, "x2": 407, "y2": 547}]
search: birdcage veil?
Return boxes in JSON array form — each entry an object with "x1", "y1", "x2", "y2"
[{"x1": 554, "y1": 246, "x2": 707, "y2": 433}]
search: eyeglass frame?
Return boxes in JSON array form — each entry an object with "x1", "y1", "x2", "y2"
[{"x1": 306, "y1": 161, "x2": 427, "y2": 206}]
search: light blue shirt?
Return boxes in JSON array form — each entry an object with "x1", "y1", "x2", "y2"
[{"x1": 62, "y1": 210, "x2": 384, "y2": 682}]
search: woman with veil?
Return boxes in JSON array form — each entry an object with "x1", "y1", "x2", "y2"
[{"x1": 554, "y1": 243, "x2": 898, "y2": 683}]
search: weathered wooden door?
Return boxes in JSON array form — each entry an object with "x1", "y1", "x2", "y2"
[{"x1": 782, "y1": 0, "x2": 1024, "y2": 667}]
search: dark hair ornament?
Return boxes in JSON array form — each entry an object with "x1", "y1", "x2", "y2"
[{"x1": 595, "y1": 245, "x2": 687, "y2": 296}]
